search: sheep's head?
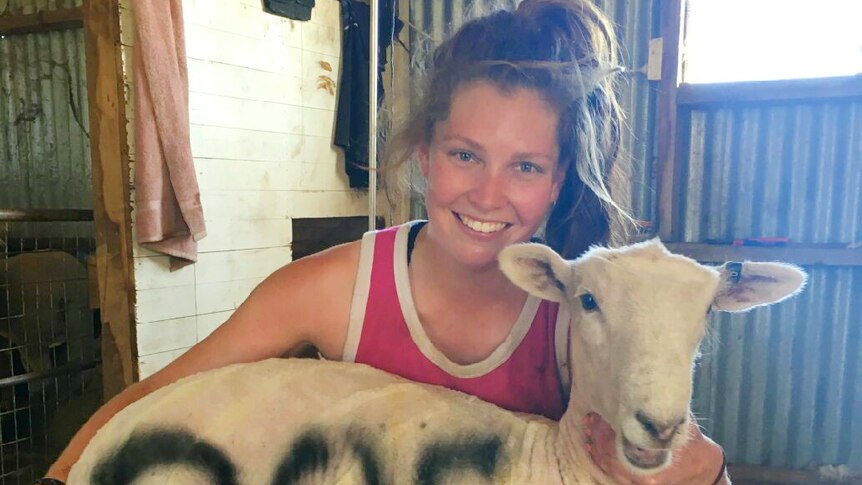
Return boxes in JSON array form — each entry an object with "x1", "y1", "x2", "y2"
[{"x1": 499, "y1": 239, "x2": 806, "y2": 474}]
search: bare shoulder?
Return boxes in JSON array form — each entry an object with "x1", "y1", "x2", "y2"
[{"x1": 238, "y1": 239, "x2": 363, "y2": 358}]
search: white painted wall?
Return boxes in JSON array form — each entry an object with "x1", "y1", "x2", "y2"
[{"x1": 118, "y1": 0, "x2": 367, "y2": 378}]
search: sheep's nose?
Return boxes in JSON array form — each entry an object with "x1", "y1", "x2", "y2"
[{"x1": 635, "y1": 411, "x2": 684, "y2": 444}]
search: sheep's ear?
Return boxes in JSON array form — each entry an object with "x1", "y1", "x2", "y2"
[
  {"x1": 712, "y1": 261, "x2": 807, "y2": 312},
  {"x1": 499, "y1": 243, "x2": 571, "y2": 302}
]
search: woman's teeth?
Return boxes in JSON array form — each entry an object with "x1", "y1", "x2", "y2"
[{"x1": 458, "y1": 214, "x2": 507, "y2": 233}]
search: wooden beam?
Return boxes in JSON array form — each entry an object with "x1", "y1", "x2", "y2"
[
  {"x1": 678, "y1": 75, "x2": 862, "y2": 107},
  {"x1": 0, "y1": 6, "x2": 84, "y2": 36},
  {"x1": 0, "y1": 208, "x2": 93, "y2": 222},
  {"x1": 655, "y1": 0, "x2": 685, "y2": 241},
  {"x1": 665, "y1": 243, "x2": 862, "y2": 267},
  {"x1": 82, "y1": 0, "x2": 138, "y2": 399},
  {"x1": 728, "y1": 464, "x2": 860, "y2": 484}
]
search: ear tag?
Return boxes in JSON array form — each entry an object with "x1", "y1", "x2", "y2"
[{"x1": 726, "y1": 261, "x2": 743, "y2": 284}]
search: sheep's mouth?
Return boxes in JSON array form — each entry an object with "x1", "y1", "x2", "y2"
[{"x1": 622, "y1": 436, "x2": 670, "y2": 470}]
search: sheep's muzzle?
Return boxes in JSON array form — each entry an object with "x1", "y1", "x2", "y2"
[{"x1": 621, "y1": 435, "x2": 670, "y2": 469}]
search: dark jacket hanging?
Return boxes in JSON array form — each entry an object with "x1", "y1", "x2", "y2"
[
  {"x1": 263, "y1": 0, "x2": 315, "y2": 21},
  {"x1": 335, "y1": 0, "x2": 403, "y2": 188}
]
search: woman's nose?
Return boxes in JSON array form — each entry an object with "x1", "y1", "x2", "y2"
[{"x1": 467, "y1": 171, "x2": 508, "y2": 211}]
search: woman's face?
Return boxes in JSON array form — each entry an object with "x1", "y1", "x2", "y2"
[{"x1": 420, "y1": 81, "x2": 562, "y2": 269}]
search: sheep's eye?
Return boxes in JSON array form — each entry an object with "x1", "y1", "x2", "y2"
[{"x1": 580, "y1": 293, "x2": 599, "y2": 312}]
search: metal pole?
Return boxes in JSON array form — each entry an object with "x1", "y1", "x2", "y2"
[{"x1": 368, "y1": 0, "x2": 379, "y2": 230}]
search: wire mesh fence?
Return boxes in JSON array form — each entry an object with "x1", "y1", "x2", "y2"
[{"x1": 0, "y1": 209, "x2": 101, "y2": 485}]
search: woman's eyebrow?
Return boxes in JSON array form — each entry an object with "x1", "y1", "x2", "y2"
[
  {"x1": 512, "y1": 151, "x2": 554, "y2": 162},
  {"x1": 439, "y1": 134, "x2": 484, "y2": 151}
]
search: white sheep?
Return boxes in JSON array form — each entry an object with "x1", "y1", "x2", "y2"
[{"x1": 67, "y1": 239, "x2": 806, "y2": 484}]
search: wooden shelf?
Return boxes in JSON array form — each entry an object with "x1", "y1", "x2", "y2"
[
  {"x1": 0, "y1": 6, "x2": 84, "y2": 36},
  {"x1": 664, "y1": 243, "x2": 862, "y2": 267},
  {"x1": 677, "y1": 75, "x2": 862, "y2": 107}
]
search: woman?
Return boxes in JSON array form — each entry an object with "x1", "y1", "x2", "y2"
[{"x1": 43, "y1": 1, "x2": 727, "y2": 483}]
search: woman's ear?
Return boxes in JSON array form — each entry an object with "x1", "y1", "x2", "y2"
[
  {"x1": 418, "y1": 144, "x2": 430, "y2": 177},
  {"x1": 550, "y1": 163, "x2": 564, "y2": 204}
]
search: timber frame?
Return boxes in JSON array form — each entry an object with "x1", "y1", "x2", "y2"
[{"x1": 82, "y1": 0, "x2": 137, "y2": 398}]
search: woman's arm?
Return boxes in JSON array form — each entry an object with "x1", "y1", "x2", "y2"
[{"x1": 44, "y1": 241, "x2": 361, "y2": 481}]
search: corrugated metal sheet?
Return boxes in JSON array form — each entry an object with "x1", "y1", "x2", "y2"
[
  {"x1": 405, "y1": 0, "x2": 658, "y2": 221},
  {"x1": 0, "y1": 0, "x2": 92, "y2": 211},
  {"x1": 694, "y1": 265, "x2": 862, "y2": 468},
  {"x1": 682, "y1": 96, "x2": 862, "y2": 469},
  {"x1": 680, "y1": 100, "x2": 862, "y2": 244}
]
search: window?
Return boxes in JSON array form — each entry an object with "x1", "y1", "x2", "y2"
[{"x1": 683, "y1": 0, "x2": 862, "y2": 83}]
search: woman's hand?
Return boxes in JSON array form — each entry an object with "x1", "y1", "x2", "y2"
[{"x1": 583, "y1": 413, "x2": 729, "y2": 485}]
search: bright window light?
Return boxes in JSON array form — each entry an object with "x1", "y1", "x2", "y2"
[{"x1": 683, "y1": 0, "x2": 862, "y2": 83}]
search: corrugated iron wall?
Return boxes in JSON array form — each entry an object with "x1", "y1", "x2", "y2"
[
  {"x1": 682, "y1": 98, "x2": 862, "y2": 469},
  {"x1": 403, "y1": 0, "x2": 861, "y2": 472},
  {"x1": 694, "y1": 267, "x2": 862, "y2": 469},
  {"x1": 679, "y1": 101, "x2": 862, "y2": 244},
  {"x1": 0, "y1": 0, "x2": 91, "y2": 212}
]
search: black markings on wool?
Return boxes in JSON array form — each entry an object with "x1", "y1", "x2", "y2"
[
  {"x1": 270, "y1": 428, "x2": 385, "y2": 484},
  {"x1": 415, "y1": 435, "x2": 505, "y2": 485},
  {"x1": 89, "y1": 426, "x2": 505, "y2": 484},
  {"x1": 270, "y1": 429, "x2": 330, "y2": 484},
  {"x1": 91, "y1": 428, "x2": 238, "y2": 485}
]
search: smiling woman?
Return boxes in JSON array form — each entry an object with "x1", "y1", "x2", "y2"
[{"x1": 418, "y1": 81, "x2": 562, "y2": 269}]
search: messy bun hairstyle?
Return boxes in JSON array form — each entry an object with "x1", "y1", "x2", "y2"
[{"x1": 383, "y1": 0, "x2": 634, "y2": 259}]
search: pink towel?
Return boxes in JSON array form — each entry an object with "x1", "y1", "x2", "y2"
[{"x1": 133, "y1": 0, "x2": 206, "y2": 269}]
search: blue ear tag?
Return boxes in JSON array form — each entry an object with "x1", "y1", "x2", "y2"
[{"x1": 726, "y1": 261, "x2": 743, "y2": 284}]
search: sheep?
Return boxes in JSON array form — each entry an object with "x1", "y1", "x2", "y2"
[{"x1": 66, "y1": 239, "x2": 807, "y2": 484}]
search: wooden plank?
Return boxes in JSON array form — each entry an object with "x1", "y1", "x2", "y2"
[
  {"x1": 727, "y1": 464, "x2": 860, "y2": 484},
  {"x1": 184, "y1": 23, "x2": 302, "y2": 76},
  {"x1": 0, "y1": 6, "x2": 83, "y2": 36},
  {"x1": 379, "y1": 0, "x2": 413, "y2": 226},
  {"x1": 0, "y1": 208, "x2": 93, "y2": 222},
  {"x1": 194, "y1": 247, "x2": 293, "y2": 284},
  {"x1": 136, "y1": 316, "x2": 198, "y2": 356},
  {"x1": 195, "y1": 219, "x2": 293, "y2": 253},
  {"x1": 83, "y1": 0, "x2": 138, "y2": 398},
  {"x1": 678, "y1": 75, "x2": 862, "y2": 107},
  {"x1": 664, "y1": 243, "x2": 862, "y2": 266},
  {"x1": 188, "y1": 92, "x2": 304, "y2": 135},
  {"x1": 655, "y1": 0, "x2": 684, "y2": 241}
]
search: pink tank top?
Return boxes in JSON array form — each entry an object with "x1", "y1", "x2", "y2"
[{"x1": 342, "y1": 222, "x2": 570, "y2": 420}]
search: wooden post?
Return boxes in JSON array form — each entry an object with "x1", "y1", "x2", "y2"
[
  {"x1": 656, "y1": 0, "x2": 685, "y2": 241},
  {"x1": 82, "y1": 0, "x2": 137, "y2": 399},
  {"x1": 379, "y1": 0, "x2": 414, "y2": 226}
]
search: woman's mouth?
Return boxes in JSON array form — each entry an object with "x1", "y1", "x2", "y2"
[{"x1": 455, "y1": 213, "x2": 510, "y2": 234}]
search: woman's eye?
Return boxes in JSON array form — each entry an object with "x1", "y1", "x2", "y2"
[
  {"x1": 580, "y1": 293, "x2": 599, "y2": 312},
  {"x1": 517, "y1": 161, "x2": 542, "y2": 174},
  {"x1": 454, "y1": 151, "x2": 474, "y2": 162}
]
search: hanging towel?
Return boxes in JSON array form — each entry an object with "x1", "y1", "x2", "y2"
[{"x1": 133, "y1": 0, "x2": 206, "y2": 269}]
